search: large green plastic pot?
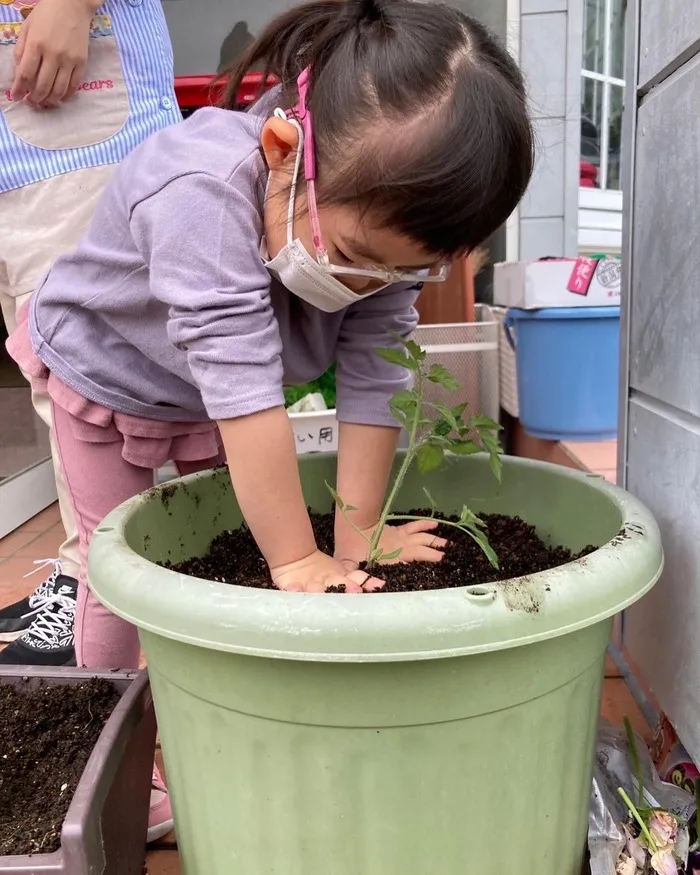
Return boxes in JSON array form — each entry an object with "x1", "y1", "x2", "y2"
[{"x1": 89, "y1": 455, "x2": 662, "y2": 875}]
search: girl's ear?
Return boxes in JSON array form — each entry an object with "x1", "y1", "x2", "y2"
[{"x1": 261, "y1": 117, "x2": 300, "y2": 171}]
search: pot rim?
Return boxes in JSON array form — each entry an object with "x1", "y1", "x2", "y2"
[{"x1": 88, "y1": 456, "x2": 663, "y2": 662}]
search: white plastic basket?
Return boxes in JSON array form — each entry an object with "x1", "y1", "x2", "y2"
[
  {"x1": 413, "y1": 305, "x2": 500, "y2": 423},
  {"x1": 289, "y1": 305, "x2": 500, "y2": 454},
  {"x1": 492, "y1": 305, "x2": 519, "y2": 418}
]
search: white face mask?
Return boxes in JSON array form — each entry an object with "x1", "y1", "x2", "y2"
[{"x1": 262, "y1": 119, "x2": 387, "y2": 313}]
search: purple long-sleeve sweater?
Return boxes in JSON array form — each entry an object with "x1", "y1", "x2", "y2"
[{"x1": 29, "y1": 107, "x2": 420, "y2": 425}]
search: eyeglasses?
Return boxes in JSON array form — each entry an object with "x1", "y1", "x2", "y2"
[{"x1": 288, "y1": 68, "x2": 450, "y2": 286}]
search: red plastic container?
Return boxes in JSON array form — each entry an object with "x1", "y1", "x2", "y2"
[
  {"x1": 0, "y1": 669, "x2": 156, "y2": 875},
  {"x1": 174, "y1": 71, "x2": 278, "y2": 116},
  {"x1": 579, "y1": 160, "x2": 598, "y2": 188}
]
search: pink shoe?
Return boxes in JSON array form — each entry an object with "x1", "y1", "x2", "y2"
[{"x1": 148, "y1": 765, "x2": 175, "y2": 844}]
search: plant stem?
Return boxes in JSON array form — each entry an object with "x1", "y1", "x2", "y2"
[
  {"x1": 343, "y1": 510, "x2": 374, "y2": 546},
  {"x1": 387, "y1": 514, "x2": 471, "y2": 530},
  {"x1": 367, "y1": 371, "x2": 424, "y2": 565},
  {"x1": 618, "y1": 787, "x2": 658, "y2": 853},
  {"x1": 386, "y1": 513, "x2": 486, "y2": 547},
  {"x1": 624, "y1": 715, "x2": 645, "y2": 810}
]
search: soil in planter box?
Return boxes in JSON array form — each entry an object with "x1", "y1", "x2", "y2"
[
  {"x1": 0, "y1": 678, "x2": 120, "y2": 856},
  {"x1": 169, "y1": 510, "x2": 596, "y2": 593}
]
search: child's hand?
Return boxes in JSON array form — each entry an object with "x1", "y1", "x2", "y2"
[
  {"x1": 336, "y1": 519, "x2": 448, "y2": 567},
  {"x1": 12, "y1": 0, "x2": 97, "y2": 107},
  {"x1": 271, "y1": 549, "x2": 384, "y2": 593}
]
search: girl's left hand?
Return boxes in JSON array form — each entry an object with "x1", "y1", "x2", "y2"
[{"x1": 335, "y1": 519, "x2": 447, "y2": 568}]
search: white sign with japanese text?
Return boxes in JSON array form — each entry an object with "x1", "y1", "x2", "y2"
[{"x1": 288, "y1": 410, "x2": 338, "y2": 454}]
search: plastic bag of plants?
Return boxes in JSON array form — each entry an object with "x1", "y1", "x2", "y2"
[
  {"x1": 589, "y1": 721, "x2": 698, "y2": 875},
  {"x1": 283, "y1": 365, "x2": 336, "y2": 411}
]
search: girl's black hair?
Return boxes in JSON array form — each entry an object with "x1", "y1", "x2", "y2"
[{"x1": 223, "y1": 0, "x2": 534, "y2": 257}]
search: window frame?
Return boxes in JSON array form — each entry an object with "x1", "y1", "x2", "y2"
[{"x1": 581, "y1": 0, "x2": 625, "y2": 191}]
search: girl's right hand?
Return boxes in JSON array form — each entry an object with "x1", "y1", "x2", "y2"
[
  {"x1": 271, "y1": 549, "x2": 383, "y2": 593},
  {"x1": 218, "y1": 410, "x2": 382, "y2": 593}
]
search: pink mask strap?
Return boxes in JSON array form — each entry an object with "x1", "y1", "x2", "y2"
[
  {"x1": 293, "y1": 68, "x2": 325, "y2": 256},
  {"x1": 295, "y1": 68, "x2": 317, "y2": 183}
]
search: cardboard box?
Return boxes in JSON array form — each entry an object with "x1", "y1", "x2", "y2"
[{"x1": 494, "y1": 258, "x2": 621, "y2": 309}]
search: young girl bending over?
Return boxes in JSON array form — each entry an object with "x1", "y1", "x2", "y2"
[{"x1": 9, "y1": 0, "x2": 533, "y2": 662}]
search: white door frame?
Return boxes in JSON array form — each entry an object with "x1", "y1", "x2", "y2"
[{"x1": 0, "y1": 459, "x2": 57, "y2": 539}]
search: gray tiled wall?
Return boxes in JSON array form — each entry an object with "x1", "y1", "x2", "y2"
[
  {"x1": 518, "y1": 0, "x2": 582, "y2": 259},
  {"x1": 623, "y1": 0, "x2": 700, "y2": 763}
]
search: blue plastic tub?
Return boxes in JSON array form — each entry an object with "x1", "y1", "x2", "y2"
[{"x1": 503, "y1": 307, "x2": 620, "y2": 441}]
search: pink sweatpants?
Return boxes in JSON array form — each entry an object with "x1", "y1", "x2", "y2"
[{"x1": 51, "y1": 402, "x2": 225, "y2": 670}]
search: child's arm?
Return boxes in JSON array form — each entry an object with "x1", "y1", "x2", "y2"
[
  {"x1": 220, "y1": 410, "x2": 381, "y2": 591},
  {"x1": 334, "y1": 421, "x2": 446, "y2": 568},
  {"x1": 220, "y1": 410, "x2": 383, "y2": 590},
  {"x1": 218, "y1": 409, "x2": 316, "y2": 569},
  {"x1": 332, "y1": 287, "x2": 448, "y2": 568},
  {"x1": 130, "y1": 170, "x2": 380, "y2": 593},
  {"x1": 12, "y1": 0, "x2": 101, "y2": 106}
]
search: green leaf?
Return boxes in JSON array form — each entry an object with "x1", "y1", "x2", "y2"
[
  {"x1": 456, "y1": 507, "x2": 499, "y2": 568},
  {"x1": 380, "y1": 548, "x2": 403, "y2": 561},
  {"x1": 489, "y1": 452, "x2": 503, "y2": 484},
  {"x1": 432, "y1": 419, "x2": 453, "y2": 438},
  {"x1": 479, "y1": 431, "x2": 504, "y2": 484},
  {"x1": 375, "y1": 347, "x2": 417, "y2": 370},
  {"x1": 432, "y1": 403, "x2": 459, "y2": 430},
  {"x1": 389, "y1": 390, "x2": 420, "y2": 429},
  {"x1": 325, "y1": 482, "x2": 358, "y2": 513},
  {"x1": 416, "y1": 443, "x2": 444, "y2": 474},
  {"x1": 424, "y1": 433, "x2": 452, "y2": 447},
  {"x1": 405, "y1": 338, "x2": 427, "y2": 362},
  {"x1": 458, "y1": 505, "x2": 487, "y2": 529},
  {"x1": 480, "y1": 430, "x2": 502, "y2": 452},
  {"x1": 388, "y1": 408, "x2": 408, "y2": 428},
  {"x1": 386, "y1": 333, "x2": 426, "y2": 363},
  {"x1": 480, "y1": 431, "x2": 501, "y2": 451},
  {"x1": 427, "y1": 363, "x2": 460, "y2": 390},
  {"x1": 389, "y1": 390, "x2": 419, "y2": 417},
  {"x1": 451, "y1": 402, "x2": 469, "y2": 430},
  {"x1": 325, "y1": 482, "x2": 344, "y2": 510},
  {"x1": 469, "y1": 414, "x2": 503, "y2": 432},
  {"x1": 447, "y1": 439, "x2": 482, "y2": 456},
  {"x1": 468, "y1": 527, "x2": 500, "y2": 569}
]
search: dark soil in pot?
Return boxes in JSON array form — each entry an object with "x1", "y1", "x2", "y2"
[
  {"x1": 169, "y1": 511, "x2": 596, "y2": 593},
  {"x1": 0, "y1": 678, "x2": 120, "y2": 856}
]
